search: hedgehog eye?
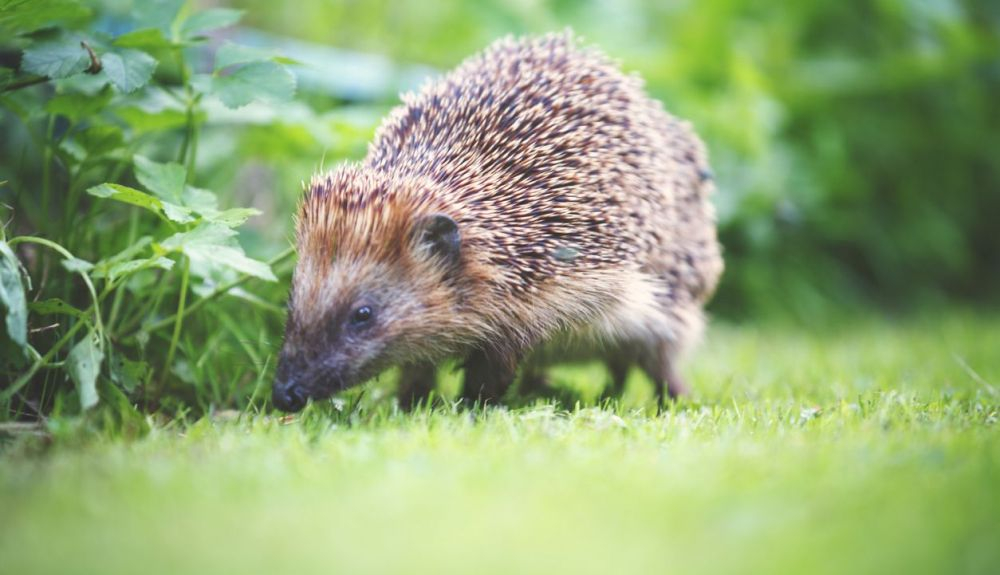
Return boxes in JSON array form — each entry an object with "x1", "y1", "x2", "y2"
[{"x1": 349, "y1": 305, "x2": 374, "y2": 327}]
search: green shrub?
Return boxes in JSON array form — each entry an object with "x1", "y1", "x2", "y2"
[{"x1": 0, "y1": 0, "x2": 304, "y2": 421}]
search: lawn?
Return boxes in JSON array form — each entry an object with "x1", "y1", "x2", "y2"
[{"x1": 2, "y1": 313, "x2": 998, "y2": 575}]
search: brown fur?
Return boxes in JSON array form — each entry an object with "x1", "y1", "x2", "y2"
[{"x1": 273, "y1": 32, "x2": 723, "y2": 411}]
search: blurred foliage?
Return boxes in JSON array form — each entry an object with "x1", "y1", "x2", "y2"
[
  {"x1": 233, "y1": 0, "x2": 1000, "y2": 319},
  {"x1": 0, "y1": 0, "x2": 301, "y2": 419}
]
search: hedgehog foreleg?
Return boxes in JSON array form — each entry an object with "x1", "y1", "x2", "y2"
[
  {"x1": 461, "y1": 346, "x2": 519, "y2": 407},
  {"x1": 397, "y1": 362, "x2": 438, "y2": 411},
  {"x1": 602, "y1": 352, "x2": 632, "y2": 400}
]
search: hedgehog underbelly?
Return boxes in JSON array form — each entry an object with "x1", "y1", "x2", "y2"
[{"x1": 525, "y1": 269, "x2": 675, "y2": 357}]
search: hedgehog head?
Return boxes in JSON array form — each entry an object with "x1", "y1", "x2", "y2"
[{"x1": 272, "y1": 166, "x2": 473, "y2": 412}]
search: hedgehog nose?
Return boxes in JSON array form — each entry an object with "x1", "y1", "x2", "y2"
[{"x1": 272, "y1": 382, "x2": 308, "y2": 412}]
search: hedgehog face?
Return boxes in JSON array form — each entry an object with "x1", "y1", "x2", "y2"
[{"x1": 272, "y1": 200, "x2": 465, "y2": 412}]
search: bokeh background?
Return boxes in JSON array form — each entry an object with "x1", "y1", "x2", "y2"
[
  {"x1": 4, "y1": 0, "x2": 999, "y2": 324},
  {"x1": 216, "y1": 0, "x2": 1000, "y2": 320}
]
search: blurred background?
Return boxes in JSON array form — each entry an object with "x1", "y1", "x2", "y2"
[
  {"x1": 215, "y1": 0, "x2": 1000, "y2": 320},
  {"x1": 5, "y1": 0, "x2": 1000, "y2": 322}
]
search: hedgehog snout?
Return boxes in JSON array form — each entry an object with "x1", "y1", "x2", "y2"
[
  {"x1": 272, "y1": 379, "x2": 308, "y2": 413},
  {"x1": 272, "y1": 352, "x2": 308, "y2": 412}
]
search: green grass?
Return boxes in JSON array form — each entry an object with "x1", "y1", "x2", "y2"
[{"x1": 2, "y1": 314, "x2": 998, "y2": 575}]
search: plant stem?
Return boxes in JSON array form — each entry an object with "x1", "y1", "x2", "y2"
[
  {"x1": 41, "y1": 116, "x2": 55, "y2": 234},
  {"x1": 0, "y1": 317, "x2": 87, "y2": 403},
  {"x1": 1, "y1": 75, "x2": 49, "y2": 93},
  {"x1": 157, "y1": 256, "x2": 190, "y2": 398},
  {"x1": 8, "y1": 236, "x2": 104, "y2": 337},
  {"x1": 175, "y1": 46, "x2": 198, "y2": 170},
  {"x1": 142, "y1": 246, "x2": 295, "y2": 334},
  {"x1": 106, "y1": 210, "x2": 140, "y2": 334}
]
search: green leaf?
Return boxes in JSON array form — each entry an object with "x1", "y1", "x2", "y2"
[
  {"x1": 160, "y1": 223, "x2": 235, "y2": 252},
  {"x1": 180, "y1": 8, "x2": 243, "y2": 39},
  {"x1": 94, "y1": 256, "x2": 174, "y2": 282},
  {"x1": 213, "y1": 60, "x2": 296, "y2": 109},
  {"x1": 45, "y1": 85, "x2": 114, "y2": 122},
  {"x1": 86, "y1": 183, "x2": 193, "y2": 223},
  {"x1": 76, "y1": 125, "x2": 124, "y2": 157},
  {"x1": 92, "y1": 238, "x2": 170, "y2": 281},
  {"x1": 213, "y1": 42, "x2": 300, "y2": 71},
  {"x1": 160, "y1": 224, "x2": 276, "y2": 281},
  {"x1": 113, "y1": 28, "x2": 172, "y2": 50},
  {"x1": 28, "y1": 298, "x2": 85, "y2": 319},
  {"x1": 115, "y1": 106, "x2": 189, "y2": 133},
  {"x1": 182, "y1": 185, "x2": 218, "y2": 213},
  {"x1": 66, "y1": 330, "x2": 103, "y2": 410},
  {"x1": 62, "y1": 257, "x2": 94, "y2": 274},
  {"x1": 101, "y1": 49, "x2": 157, "y2": 93},
  {"x1": 108, "y1": 351, "x2": 149, "y2": 393},
  {"x1": 133, "y1": 155, "x2": 186, "y2": 202},
  {"x1": 21, "y1": 37, "x2": 92, "y2": 79},
  {"x1": 203, "y1": 207, "x2": 261, "y2": 227},
  {"x1": 0, "y1": 0, "x2": 91, "y2": 36},
  {"x1": 94, "y1": 236, "x2": 153, "y2": 272},
  {"x1": 188, "y1": 245, "x2": 275, "y2": 281},
  {"x1": 0, "y1": 240, "x2": 28, "y2": 350},
  {"x1": 132, "y1": 0, "x2": 184, "y2": 36},
  {"x1": 0, "y1": 67, "x2": 15, "y2": 90},
  {"x1": 214, "y1": 42, "x2": 271, "y2": 71},
  {"x1": 88, "y1": 183, "x2": 163, "y2": 212},
  {"x1": 161, "y1": 202, "x2": 196, "y2": 224}
]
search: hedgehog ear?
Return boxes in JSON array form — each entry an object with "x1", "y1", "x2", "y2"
[{"x1": 414, "y1": 213, "x2": 461, "y2": 265}]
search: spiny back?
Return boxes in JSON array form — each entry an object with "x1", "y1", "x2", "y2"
[{"x1": 362, "y1": 32, "x2": 719, "y2": 304}]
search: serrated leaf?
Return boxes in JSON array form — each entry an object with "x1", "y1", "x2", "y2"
[
  {"x1": 213, "y1": 60, "x2": 295, "y2": 109},
  {"x1": 67, "y1": 330, "x2": 103, "y2": 410},
  {"x1": 160, "y1": 224, "x2": 276, "y2": 281},
  {"x1": 94, "y1": 256, "x2": 174, "y2": 282},
  {"x1": 45, "y1": 85, "x2": 114, "y2": 122},
  {"x1": 98, "y1": 236, "x2": 153, "y2": 267},
  {"x1": 182, "y1": 185, "x2": 218, "y2": 213},
  {"x1": 76, "y1": 125, "x2": 124, "y2": 157},
  {"x1": 186, "y1": 245, "x2": 275, "y2": 281},
  {"x1": 214, "y1": 42, "x2": 271, "y2": 71},
  {"x1": 161, "y1": 202, "x2": 195, "y2": 223},
  {"x1": 86, "y1": 183, "x2": 193, "y2": 223},
  {"x1": 108, "y1": 351, "x2": 149, "y2": 393},
  {"x1": 93, "y1": 237, "x2": 170, "y2": 281},
  {"x1": 113, "y1": 28, "x2": 172, "y2": 50},
  {"x1": 213, "y1": 42, "x2": 299, "y2": 70},
  {"x1": 115, "y1": 106, "x2": 189, "y2": 133},
  {"x1": 62, "y1": 257, "x2": 94, "y2": 273},
  {"x1": 203, "y1": 207, "x2": 260, "y2": 227},
  {"x1": 88, "y1": 182, "x2": 162, "y2": 211},
  {"x1": 28, "y1": 298, "x2": 85, "y2": 318},
  {"x1": 0, "y1": 240, "x2": 28, "y2": 349},
  {"x1": 101, "y1": 49, "x2": 157, "y2": 93},
  {"x1": 181, "y1": 8, "x2": 243, "y2": 39},
  {"x1": 0, "y1": 0, "x2": 91, "y2": 37},
  {"x1": 133, "y1": 0, "x2": 184, "y2": 36},
  {"x1": 160, "y1": 223, "x2": 236, "y2": 252},
  {"x1": 133, "y1": 155, "x2": 185, "y2": 202},
  {"x1": 22, "y1": 37, "x2": 92, "y2": 79}
]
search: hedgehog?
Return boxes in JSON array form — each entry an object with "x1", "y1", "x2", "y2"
[{"x1": 271, "y1": 32, "x2": 723, "y2": 412}]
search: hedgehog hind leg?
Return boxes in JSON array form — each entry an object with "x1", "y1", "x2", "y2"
[
  {"x1": 639, "y1": 338, "x2": 690, "y2": 409},
  {"x1": 397, "y1": 361, "x2": 438, "y2": 411}
]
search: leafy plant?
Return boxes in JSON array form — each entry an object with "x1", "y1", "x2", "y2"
[{"x1": 0, "y1": 0, "x2": 300, "y2": 420}]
